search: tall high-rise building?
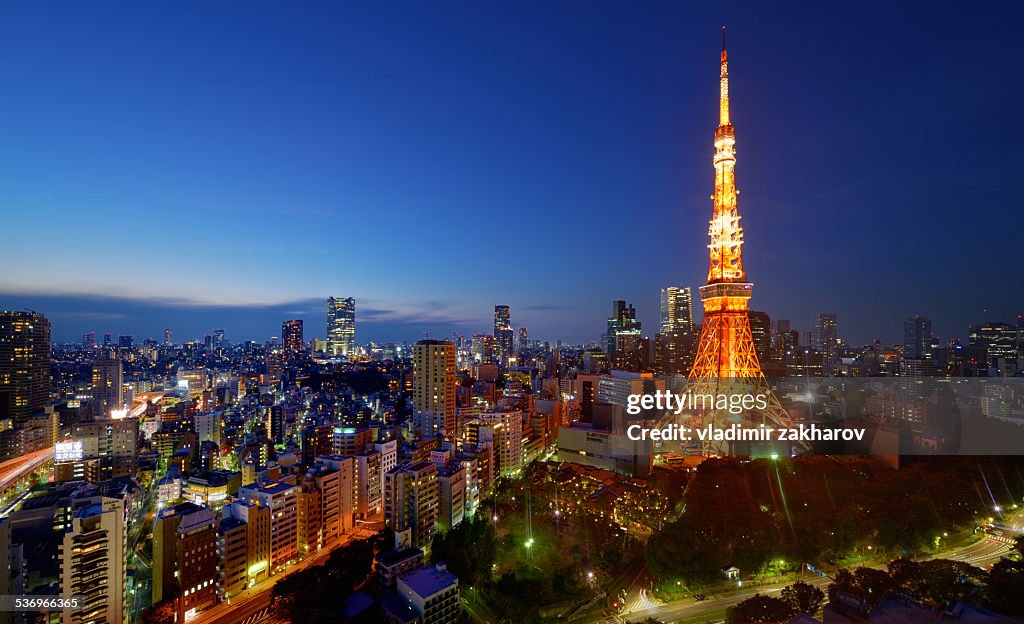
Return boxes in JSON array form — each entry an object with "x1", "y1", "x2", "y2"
[
  {"x1": 91, "y1": 358, "x2": 124, "y2": 419},
  {"x1": 297, "y1": 463, "x2": 351, "y2": 555},
  {"x1": 656, "y1": 287, "x2": 696, "y2": 375},
  {"x1": 517, "y1": 327, "x2": 529, "y2": 357},
  {"x1": 969, "y1": 322, "x2": 1019, "y2": 370},
  {"x1": 59, "y1": 496, "x2": 126, "y2": 624},
  {"x1": 772, "y1": 319, "x2": 791, "y2": 354},
  {"x1": 659, "y1": 286, "x2": 694, "y2": 334},
  {"x1": 152, "y1": 502, "x2": 218, "y2": 622},
  {"x1": 238, "y1": 481, "x2": 298, "y2": 573},
  {"x1": 82, "y1": 331, "x2": 96, "y2": 349},
  {"x1": 470, "y1": 334, "x2": 496, "y2": 364},
  {"x1": 812, "y1": 313, "x2": 839, "y2": 376},
  {"x1": 354, "y1": 450, "x2": 383, "y2": 518},
  {"x1": 212, "y1": 328, "x2": 226, "y2": 351},
  {"x1": 904, "y1": 315, "x2": 933, "y2": 360},
  {"x1": 606, "y1": 300, "x2": 641, "y2": 355},
  {"x1": 748, "y1": 311, "x2": 772, "y2": 364},
  {"x1": 463, "y1": 410, "x2": 523, "y2": 478},
  {"x1": 327, "y1": 297, "x2": 356, "y2": 357},
  {"x1": 73, "y1": 418, "x2": 139, "y2": 479},
  {"x1": 0, "y1": 311, "x2": 51, "y2": 423},
  {"x1": 384, "y1": 461, "x2": 438, "y2": 549},
  {"x1": 164, "y1": 328, "x2": 173, "y2": 346},
  {"x1": 493, "y1": 305, "x2": 513, "y2": 362},
  {"x1": 219, "y1": 500, "x2": 272, "y2": 597},
  {"x1": 281, "y1": 319, "x2": 304, "y2": 358},
  {"x1": 606, "y1": 300, "x2": 644, "y2": 370},
  {"x1": 412, "y1": 340, "x2": 457, "y2": 440},
  {"x1": 663, "y1": 30, "x2": 794, "y2": 446},
  {"x1": 436, "y1": 463, "x2": 466, "y2": 531}
]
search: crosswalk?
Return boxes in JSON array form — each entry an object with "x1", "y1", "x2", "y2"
[
  {"x1": 239, "y1": 608, "x2": 269, "y2": 624},
  {"x1": 621, "y1": 588, "x2": 664, "y2": 614}
]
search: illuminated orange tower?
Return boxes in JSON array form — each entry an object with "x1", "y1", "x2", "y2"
[{"x1": 676, "y1": 28, "x2": 794, "y2": 442}]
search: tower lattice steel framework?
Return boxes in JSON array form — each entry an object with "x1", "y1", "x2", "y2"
[{"x1": 662, "y1": 29, "x2": 794, "y2": 447}]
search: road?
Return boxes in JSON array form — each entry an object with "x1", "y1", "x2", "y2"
[{"x1": 595, "y1": 534, "x2": 1014, "y2": 624}]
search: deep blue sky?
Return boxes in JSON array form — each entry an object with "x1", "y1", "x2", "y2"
[{"x1": 1, "y1": 1, "x2": 1022, "y2": 345}]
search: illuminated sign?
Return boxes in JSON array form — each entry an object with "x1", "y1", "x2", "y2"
[
  {"x1": 54, "y1": 441, "x2": 84, "y2": 463},
  {"x1": 110, "y1": 408, "x2": 128, "y2": 420}
]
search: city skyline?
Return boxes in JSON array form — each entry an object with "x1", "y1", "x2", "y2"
[
  {"x1": 5, "y1": 6, "x2": 1024, "y2": 624},
  {"x1": 2, "y1": 3, "x2": 1022, "y2": 344},
  {"x1": 6, "y1": 289, "x2": 1020, "y2": 349}
]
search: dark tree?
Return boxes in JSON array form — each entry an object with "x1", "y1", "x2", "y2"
[
  {"x1": 985, "y1": 537, "x2": 1024, "y2": 615},
  {"x1": 781, "y1": 581, "x2": 824, "y2": 616},
  {"x1": 140, "y1": 598, "x2": 175, "y2": 624},
  {"x1": 726, "y1": 594, "x2": 795, "y2": 624},
  {"x1": 430, "y1": 515, "x2": 497, "y2": 586}
]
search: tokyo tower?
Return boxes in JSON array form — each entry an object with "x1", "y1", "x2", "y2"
[{"x1": 665, "y1": 28, "x2": 794, "y2": 447}]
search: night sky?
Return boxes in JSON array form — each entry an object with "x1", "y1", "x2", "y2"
[{"x1": 1, "y1": 2, "x2": 1021, "y2": 345}]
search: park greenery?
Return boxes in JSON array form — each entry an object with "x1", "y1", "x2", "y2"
[
  {"x1": 724, "y1": 580, "x2": 825, "y2": 623},
  {"x1": 646, "y1": 455, "x2": 1024, "y2": 585},
  {"x1": 727, "y1": 540, "x2": 1024, "y2": 623},
  {"x1": 265, "y1": 454, "x2": 1024, "y2": 623},
  {"x1": 270, "y1": 530, "x2": 389, "y2": 624}
]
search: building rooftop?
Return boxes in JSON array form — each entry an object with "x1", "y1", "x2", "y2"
[
  {"x1": 156, "y1": 501, "x2": 203, "y2": 520},
  {"x1": 218, "y1": 517, "x2": 245, "y2": 533},
  {"x1": 342, "y1": 591, "x2": 375, "y2": 619},
  {"x1": 178, "y1": 506, "x2": 216, "y2": 533},
  {"x1": 74, "y1": 502, "x2": 105, "y2": 519},
  {"x1": 399, "y1": 563, "x2": 458, "y2": 599},
  {"x1": 404, "y1": 461, "x2": 435, "y2": 474},
  {"x1": 240, "y1": 480, "x2": 295, "y2": 496},
  {"x1": 376, "y1": 546, "x2": 424, "y2": 568},
  {"x1": 380, "y1": 592, "x2": 419, "y2": 624}
]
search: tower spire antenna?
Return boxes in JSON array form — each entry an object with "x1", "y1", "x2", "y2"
[{"x1": 718, "y1": 25, "x2": 730, "y2": 127}]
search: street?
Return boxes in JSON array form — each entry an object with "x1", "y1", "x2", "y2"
[{"x1": 595, "y1": 533, "x2": 1014, "y2": 624}]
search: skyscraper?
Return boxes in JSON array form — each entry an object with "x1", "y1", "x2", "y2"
[
  {"x1": 748, "y1": 311, "x2": 772, "y2": 364},
  {"x1": 327, "y1": 297, "x2": 356, "y2": 357},
  {"x1": 812, "y1": 313, "x2": 839, "y2": 376},
  {"x1": 152, "y1": 502, "x2": 218, "y2": 622},
  {"x1": 659, "y1": 286, "x2": 693, "y2": 334},
  {"x1": 412, "y1": 340, "x2": 457, "y2": 440},
  {"x1": 282, "y1": 319, "x2": 304, "y2": 358},
  {"x1": 904, "y1": 315, "x2": 932, "y2": 360},
  {"x1": 0, "y1": 311, "x2": 51, "y2": 423},
  {"x1": 606, "y1": 300, "x2": 643, "y2": 371},
  {"x1": 73, "y1": 418, "x2": 139, "y2": 479},
  {"x1": 969, "y1": 321, "x2": 1019, "y2": 372},
  {"x1": 164, "y1": 328, "x2": 173, "y2": 346},
  {"x1": 383, "y1": 461, "x2": 438, "y2": 549},
  {"x1": 91, "y1": 358, "x2": 124, "y2": 419},
  {"x1": 665, "y1": 30, "x2": 793, "y2": 446},
  {"x1": 238, "y1": 481, "x2": 298, "y2": 573},
  {"x1": 59, "y1": 496, "x2": 127, "y2": 624},
  {"x1": 493, "y1": 305, "x2": 513, "y2": 362}
]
